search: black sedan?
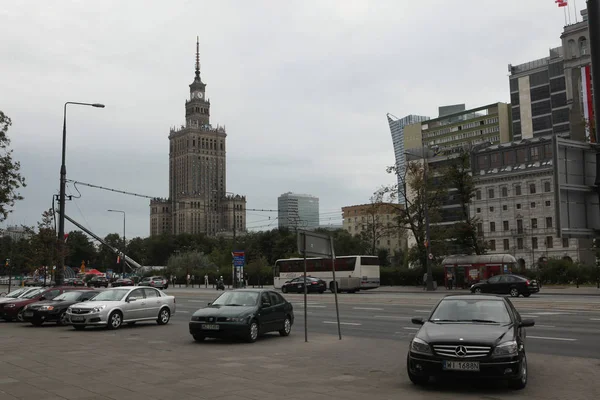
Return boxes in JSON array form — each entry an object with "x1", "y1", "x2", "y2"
[
  {"x1": 407, "y1": 294, "x2": 534, "y2": 390},
  {"x1": 189, "y1": 289, "x2": 294, "y2": 343},
  {"x1": 22, "y1": 289, "x2": 101, "y2": 326},
  {"x1": 470, "y1": 274, "x2": 539, "y2": 297},
  {"x1": 281, "y1": 276, "x2": 326, "y2": 294}
]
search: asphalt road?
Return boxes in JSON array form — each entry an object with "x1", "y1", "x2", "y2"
[{"x1": 168, "y1": 289, "x2": 600, "y2": 359}]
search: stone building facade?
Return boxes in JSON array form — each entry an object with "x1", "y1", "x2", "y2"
[{"x1": 150, "y1": 39, "x2": 246, "y2": 237}]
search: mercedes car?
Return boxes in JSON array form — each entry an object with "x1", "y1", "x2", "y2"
[
  {"x1": 189, "y1": 289, "x2": 294, "y2": 343},
  {"x1": 66, "y1": 286, "x2": 175, "y2": 330},
  {"x1": 406, "y1": 294, "x2": 534, "y2": 390}
]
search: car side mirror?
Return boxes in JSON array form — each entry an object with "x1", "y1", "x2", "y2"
[
  {"x1": 207, "y1": 302, "x2": 212, "y2": 306},
  {"x1": 128, "y1": 297, "x2": 137, "y2": 302},
  {"x1": 519, "y1": 319, "x2": 535, "y2": 328},
  {"x1": 411, "y1": 317, "x2": 425, "y2": 325},
  {"x1": 262, "y1": 302, "x2": 271, "y2": 308}
]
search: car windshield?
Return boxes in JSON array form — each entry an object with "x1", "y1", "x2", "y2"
[
  {"x1": 211, "y1": 291, "x2": 259, "y2": 307},
  {"x1": 21, "y1": 288, "x2": 43, "y2": 299},
  {"x1": 430, "y1": 299, "x2": 512, "y2": 324},
  {"x1": 89, "y1": 289, "x2": 129, "y2": 302},
  {"x1": 5, "y1": 288, "x2": 27, "y2": 298},
  {"x1": 53, "y1": 291, "x2": 84, "y2": 301}
]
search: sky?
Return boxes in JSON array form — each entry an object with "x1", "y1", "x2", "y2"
[{"x1": 0, "y1": 0, "x2": 580, "y2": 239}]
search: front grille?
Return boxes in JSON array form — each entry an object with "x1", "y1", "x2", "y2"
[
  {"x1": 433, "y1": 344, "x2": 491, "y2": 358},
  {"x1": 70, "y1": 309, "x2": 91, "y2": 315}
]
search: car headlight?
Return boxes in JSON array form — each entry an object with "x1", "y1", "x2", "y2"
[
  {"x1": 92, "y1": 305, "x2": 106, "y2": 313},
  {"x1": 225, "y1": 317, "x2": 246, "y2": 322},
  {"x1": 40, "y1": 305, "x2": 54, "y2": 311},
  {"x1": 410, "y1": 337, "x2": 432, "y2": 355},
  {"x1": 492, "y1": 341, "x2": 518, "y2": 357},
  {"x1": 5, "y1": 304, "x2": 16, "y2": 308},
  {"x1": 67, "y1": 307, "x2": 73, "y2": 313}
]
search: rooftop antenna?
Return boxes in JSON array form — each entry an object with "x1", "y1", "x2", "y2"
[{"x1": 195, "y1": 36, "x2": 200, "y2": 81}]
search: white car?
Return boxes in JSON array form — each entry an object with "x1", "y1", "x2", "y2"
[{"x1": 66, "y1": 286, "x2": 175, "y2": 330}]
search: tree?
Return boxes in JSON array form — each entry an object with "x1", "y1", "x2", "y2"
[
  {"x1": 29, "y1": 209, "x2": 57, "y2": 271},
  {"x1": 64, "y1": 230, "x2": 97, "y2": 269},
  {"x1": 376, "y1": 160, "x2": 447, "y2": 271},
  {"x1": 0, "y1": 111, "x2": 26, "y2": 222},
  {"x1": 166, "y1": 250, "x2": 216, "y2": 279},
  {"x1": 444, "y1": 151, "x2": 485, "y2": 255},
  {"x1": 96, "y1": 233, "x2": 122, "y2": 270}
]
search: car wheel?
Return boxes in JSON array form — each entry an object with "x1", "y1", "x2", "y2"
[
  {"x1": 193, "y1": 334, "x2": 205, "y2": 342},
  {"x1": 510, "y1": 288, "x2": 520, "y2": 297},
  {"x1": 523, "y1": 293, "x2": 531, "y2": 298},
  {"x1": 107, "y1": 311, "x2": 123, "y2": 330},
  {"x1": 474, "y1": 287, "x2": 482, "y2": 294},
  {"x1": 57, "y1": 311, "x2": 67, "y2": 326},
  {"x1": 16, "y1": 309, "x2": 25, "y2": 322},
  {"x1": 406, "y1": 355, "x2": 429, "y2": 385},
  {"x1": 247, "y1": 320, "x2": 259, "y2": 343},
  {"x1": 31, "y1": 320, "x2": 44, "y2": 327},
  {"x1": 509, "y1": 354, "x2": 527, "y2": 390},
  {"x1": 73, "y1": 325, "x2": 85, "y2": 330},
  {"x1": 279, "y1": 316, "x2": 292, "y2": 337},
  {"x1": 282, "y1": 286, "x2": 287, "y2": 293},
  {"x1": 157, "y1": 308, "x2": 170, "y2": 325}
]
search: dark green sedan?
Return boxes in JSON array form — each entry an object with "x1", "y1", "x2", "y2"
[{"x1": 189, "y1": 289, "x2": 294, "y2": 343}]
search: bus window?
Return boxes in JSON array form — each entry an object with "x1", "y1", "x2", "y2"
[{"x1": 360, "y1": 256, "x2": 380, "y2": 265}]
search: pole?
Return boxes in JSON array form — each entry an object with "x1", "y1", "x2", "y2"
[
  {"x1": 233, "y1": 199, "x2": 237, "y2": 288},
  {"x1": 330, "y1": 237, "x2": 342, "y2": 340},
  {"x1": 422, "y1": 147, "x2": 434, "y2": 291},
  {"x1": 589, "y1": 0, "x2": 600, "y2": 289},
  {"x1": 122, "y1": 213, "x2": 126, "y2": 277},
  {"x1": 303, "y1": 232, "x2": 308, "y2": 342},
  {"x1": 56, "y1": 101, "x2": 104, "y2": 287},
  {"x1": 6, "y1": 259, "x2": 11, "y2": 293}
]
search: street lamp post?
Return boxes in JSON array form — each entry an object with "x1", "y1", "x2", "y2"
[
  {"x1": 56, "y1": 102, "x2": 105, "y2": 286},
  {"x1": 108, "y1": 210, "x2": 126, "y2": 277}
]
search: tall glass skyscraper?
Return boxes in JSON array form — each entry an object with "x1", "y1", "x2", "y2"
[
  {"x1": 277, "y1": 192, "x2": 320, "y2": 230},
  {"x1": 387, "y1": 113, "x2": 430, "y2": 204}
]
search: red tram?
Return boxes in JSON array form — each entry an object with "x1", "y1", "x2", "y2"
[{"x1": 441, "y1": 254, "x2": 517, "y2": 289}]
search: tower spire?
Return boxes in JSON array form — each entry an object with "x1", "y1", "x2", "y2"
[{"x1": 195, "y1": 36, "x2": 200, "y2": 81}]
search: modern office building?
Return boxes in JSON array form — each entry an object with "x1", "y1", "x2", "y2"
[
  {"x1": 387, "y1": 114, "x2": 430, "y2": 204},
  {"x1": 469, "y1": 136, "x2": 595, "y2": 268},
  {"x1": 342, "y1": 203, "x2": 407, "y2": 255},
  {"x1": 508, "y1": 8, "x2": 593, "y2": 142},
  {"x1": 277, "y1": 192, "x2": 319, "y2": 230},
  {"x1": 150, "y1": 39, "x2": 246, "y2": 237}
]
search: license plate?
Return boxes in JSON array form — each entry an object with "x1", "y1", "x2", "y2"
[
  {"x1": 202, "y1": 324, "x2": 219, "y2": 330},
  {"x1": 71, "y1": 316, "x2": 84, "y2": 322},
  {"x1": 24, "y1": 312, "x2": 33, "y2": 317},
  {"x1": 443, "y1": 361, "x2": 480, "y2": 371}
]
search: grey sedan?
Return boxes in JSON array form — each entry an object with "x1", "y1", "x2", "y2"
[{"x1": 66, "y1": 286, "x2": 175, "y2": 330}]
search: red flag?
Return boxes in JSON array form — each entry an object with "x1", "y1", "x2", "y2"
[
  {"x1": 555, "y1": 0, "x2": 568, "y2": 7},
  {"x1": 64, "y1": 233, "x2": 69, "y2": 243}
]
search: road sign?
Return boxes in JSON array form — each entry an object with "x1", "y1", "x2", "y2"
[
  {"x1": 428, "y1": 253, "x2": 433, "y2": 260},
  {"x1": 297, "y1": 231, "x2": 333, "y2": 257},
  {"x1": 232, "y1": 251, "x2": 245, "y2": 268}
]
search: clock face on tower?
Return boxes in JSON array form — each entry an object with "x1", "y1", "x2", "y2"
[{"x1": 193, "y1": 91, "x2": 204, "y2": 99}]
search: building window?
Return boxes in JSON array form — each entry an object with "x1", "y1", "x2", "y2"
[
  {"x1": 530, "y1": 146, "x2": 540, "y2": 161},
  {"x1": 489, "y1": 240, "x2": 496, "y2": 251},
  {"x1": 477, "y1": 222, "x2": 483, "y2": 236},
  {"x1": 532, "y1": 237, "x2": 538, "y2": 249},
  {"x1": 546, "y1": 217, "x2": 553, "y2": 228},
  {"x1": 477, "y1": 208, "x2": 481, "y2": 213},
  {"x1": 489, "y1": 206, "x2": 494, "y2": 212},
  {"x1": 476, "y1": 190, "x2": 482, "y2": 200},
  {"x1": 544, "y1": 181, "x2": 551, "y2": 192},
  {"x1": 517, "y1": 238, "x2": 524, "y2": 250},
  {"x1": 546, "y1": 236, "x2": 554, "y2": 248},
  {"x1": 562, "y1": 237, "x2": 569, "y2": 248},
  {"x1": 516, "y1": 203, "x2": 522, "y2": 209},
  {"x1": 580, "y1": 37, "x2": 588, "y2": 55},
  {"x1": 531, "y1": 202, "x2": 536, "y2": 208},
  {"x1": 517, "y1": 219, "x2": 523, "y2": 234},
  {"x1": 488, "y1": 188, "x2": 495, "y2": 199},
  {"x1": 531, "y1": 218, "x2": 538, "y2": 229},
  {"x1": 501, "y1": 187, "x2": 508, "y2": 197},
  {"x1": 529, "y1": 183, "x2": 536, "y2": 194},
  {"x1": 515, "y1": 185, "x2": 522, "y2": 195},
  {"x1": 503, "y1": 239, "x2": 510, "y2": 251},
  {"x1": 490, "y1": 222, "x2": 496, "y2": 232},
  {"x1": 503, "y1": 221, "x2": 509, "y2": 231},
  {"x1": 503, "y1": 205, "x2": 508, "y2": 211},
  {"x1": 545, "y1": 200, "x2": 551, "y2": 206}
]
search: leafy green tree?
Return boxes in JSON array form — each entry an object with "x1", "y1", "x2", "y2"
[
  {"x1": 0, "y1": 111, "x2": 26, "y2": 222},
  {"x1": 64, "y1": 230, "x2": 97, "y2": 269},
  {"x1": 166, "y1": 250, "x2": 216, "y2": 279},
  {"x1": 96, "y1": 233, "x2": 122, "y2": 270},
  {"x1": 29, "y1": 209, "x2": 57, "y2": 271}
]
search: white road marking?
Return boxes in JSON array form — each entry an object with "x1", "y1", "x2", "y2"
[
  {"x1": 532, "y1": 324, "x2": 555, "y2": 328},
  {"x1": 528, "y1": 336, "x2": 576, "y2": 342},
  {"x1": 353, "y1": 307, "x2": 384, "y2": 311},
  {"x1": 520, "y1": 314, "x2": 540, "y2": 318},
  {"x1": 530, "y1": 312, "x2": 568, "y2": 316},
  {"x1": 374, "y1": 315, "x2": 410, "y2": 320},
  {"x1": 589, "y1": 318, "x2": 600, "y2": 321},
  {"x1": 295, "y1": 305, "x2": 326, "y2": 308},
  {"x1": 403, "y1": 327, "x2": 420, "y2": 330},
  {"x1": 176, "y1": 310, "x2": 190, "y2": 313},
  {"x1": 414, "y1": 310, "x2": 431, "y2": 313},
  {"x1": 323, "y1": 321, "x2": 361, "y2": 326}
]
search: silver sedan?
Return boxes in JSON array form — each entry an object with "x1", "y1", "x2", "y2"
[{"x1": 65, "y1": 286, "x2": 175, "y2": 330}]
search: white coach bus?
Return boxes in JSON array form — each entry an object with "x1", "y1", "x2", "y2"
[{"x1": 273, "y1": 255, "x2": 381, "y2": 293}]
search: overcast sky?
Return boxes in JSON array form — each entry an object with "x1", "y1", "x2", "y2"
[{"x1": 0, "y1": 0, "x2": 578, "y2": 239}]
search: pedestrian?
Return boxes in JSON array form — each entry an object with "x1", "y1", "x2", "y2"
[
  {"x1": 186, "y1": 274, "x2": 190, "y2": 287},
  {"x1": 204, "y1": 274, "x2": 209, "y2": 288},
  {"x1": 423, "y1": 272, "x2": 427, "y2": 290}
]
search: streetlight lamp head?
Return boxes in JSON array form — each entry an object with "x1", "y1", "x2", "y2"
[{"x1": 92, "y1": 103, "x2": 105, "y2": 108}]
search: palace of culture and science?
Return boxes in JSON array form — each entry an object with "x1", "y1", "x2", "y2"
[{"x1": 150, "y1": 39, "x2": 246, "y2": 237}]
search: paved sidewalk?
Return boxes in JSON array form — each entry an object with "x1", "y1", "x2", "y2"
[{"x1": 0, "y1": 321, "x2": 599, "y2": 400}]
